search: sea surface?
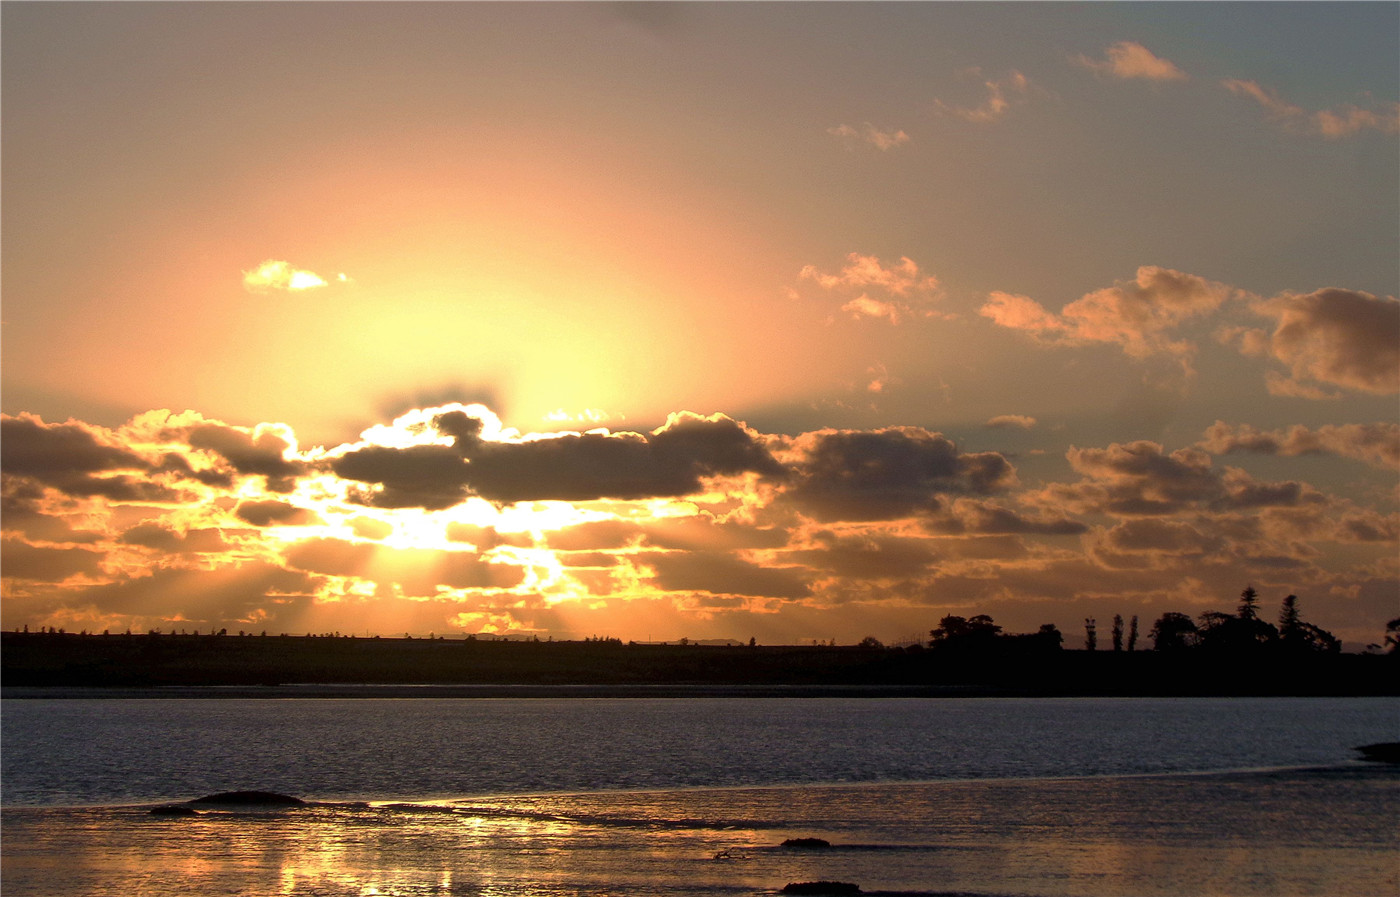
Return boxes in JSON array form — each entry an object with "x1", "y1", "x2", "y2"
[{"x1": 2, "y1": 693, "x2": 1397, "y2": 896}]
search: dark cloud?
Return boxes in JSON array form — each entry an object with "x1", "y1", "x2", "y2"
[
  {"x1": 783, "y1": 427, "x2": 1016, "y2": 522},
  {"x1": 647, "y1": 551, "x2": 810, "y2": 599},
  {"x1": 782, "y1": 531, "x2": 940, "y2": 579},
  {"x1": 1217, "y1": 470, "x2": 1324, "y2": 511},
  {"x1": 118, "y1": 524, "x2": 234, "y2": 554},
  {"x1": 183, "y1": 423, "x2": 306, "y2": 492},
  {"x1": 0, "y1": 413, "x2": 179, "y2": 502},
  {"x1": 0, "y1": 486, "x2": 103, "y2": 544},
  {"x1": 0, "y1": 538, "x2": 105, "y2": 581},
  {"x1": 1053, "y1": 442, "x2": 1226, "y2": 516},
  {"x1": 926, "y1": 499, "x2": 1087, "y2": 536},
  {"x1": 1256, "y1": 289, "x2": 1400, "y2": 395},
  {"x1": 1088, "y1": 519, "x2": 1227, "y2": 570},
  {"x1": 444, "y1": 523, "x2": 530, "y2": 550},
  {"x1": 1199, "y1": 421, "x2": 1400, "y2": 470},
  {"x1": 333, "y1": 444, "x2": 474, "y2": 510},
  {"x1": 1046, "y1": 441, "x2": 1324, "y2": 517},
  {"x1": 554, "y1": 551, "x2": 621, "y2": 568},
  {"x1": 334, "y1": 411, "x2": 785, "y2": 508},
  {"x1": 234, "y1": 500, "x2": 320, "y2": 527}
]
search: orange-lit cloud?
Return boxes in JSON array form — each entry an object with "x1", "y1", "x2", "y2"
[
  {"x1": 1199, "y1": 421, "x2": 1400, "y2": 470},
  {"x1": 1222, "y1": 79, "x2": 1400, "y2": 138},
  {"x1": 827, "y1": 122, "x2": 910, "y2": 150},
  {"x1": 1247, "y1": 289, "x2": 1400, "y2": 396},
  {"x1": 2, "y1": 402, "x2": 1395, "y2": 647},
  {"x1": 986, "y1": 415, "x2": 1037, "y2": 430},
  {"x1": 935, "y1": 69, "x2": 1033, "y2": 123},
  {"x1": 980, "y1": 266, "x2": 1235, "y2": 365},
  {"x1": 242, "y1": 260, "x2": 334, "y2": 292},
  {"x1": 1073, "y1": 42, "x2": 1188, "y2": 82},
  {"x1": 799, "y1": 253, "x2": 944, "y2": 324}
]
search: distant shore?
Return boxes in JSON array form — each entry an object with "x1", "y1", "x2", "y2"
[{"x1": 4, "y1": 631, "x2": 1395, "y2": 696}]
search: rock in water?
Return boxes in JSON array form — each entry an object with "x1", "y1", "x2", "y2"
[
  {"x1": 1355, "y1": 743, "x2": 1400, "y2": 763},
  {"x1": 149, "y1": 805, "x2": 198, "y2": 816},
  {"x1": 188, "y1": 790, "x2": 306, "y2": 807},
  {"x1": 780, "y1": 837, "x2": 832, "y2": 849},
  {"x1": 780, "y1": 883, "x2": 861, "y2": 895}
]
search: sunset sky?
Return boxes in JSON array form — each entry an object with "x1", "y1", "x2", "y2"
[{"x1": 4, "y1": 3, "x2": 1397, "y2": 647}]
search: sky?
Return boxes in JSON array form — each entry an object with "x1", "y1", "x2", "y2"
[{"x1": 3, "y1": 2, "x2": 1397, "y2": 648}]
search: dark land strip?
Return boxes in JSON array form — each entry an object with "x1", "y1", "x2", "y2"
[{"x1": 3, "y1": 631, "x2": 1395, "y2": 696}]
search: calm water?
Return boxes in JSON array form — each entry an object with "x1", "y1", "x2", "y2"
[
  {"x1": 3, "y1": 694, "x2": 1397, "y2": 896},
  {"x1": 4, "y1": 694, "x2": 1395, "y2": 806}
]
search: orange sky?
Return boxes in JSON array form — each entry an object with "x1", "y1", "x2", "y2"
[{"x1": 3, "y1": 4, "x2": 1397, "y2": 647}]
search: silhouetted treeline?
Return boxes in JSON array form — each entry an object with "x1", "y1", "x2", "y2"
[{"x1": 3, "y1": 624, "x2": 1393, "y2": 696}]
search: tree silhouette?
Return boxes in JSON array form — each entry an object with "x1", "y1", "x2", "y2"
[
  {"x1": 1084, "y1": 617, "x2": 1097, "y2": 651},
  {"x1": 1276, "y1": 595, "x2": 1340, "y2": 653},
  {"x1": 1111, "y1": 614, "x2": 1124, "y2": 652},
  {"x1": 1198, "y1": 608, "x2": 1276, "y2": 652},
  {"x1": 1387, "y1": 618, "x2": 1400, "y2": 654},
  {"x1": 1150, "y1": 612, "x2": 1197, "y2": 651},
  {"x1": 1278, "y1": 595, "x2": 1301, "y2": 639},
  {"x1": 1127, "y1": 615, "x2": 1139, "y2": 652},
  {"x1": 1238, "y1": 585, "x2": 1260, "y2": 621},
  {"x1": 930, "y1": 614, "x2": 1001, "y2": 645}
]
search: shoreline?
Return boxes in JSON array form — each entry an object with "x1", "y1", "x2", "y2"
[
  {"x1": 6, "y1": 632, "x2": 1394, "y2": 696},
  {"x1": 3, "y1": 760, "x2": 1390, "y2": 812}
]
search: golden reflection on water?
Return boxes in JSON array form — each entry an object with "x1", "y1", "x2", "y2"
[{"x1": 2, "y1": 770, "x2": 1397, "y2": 897}]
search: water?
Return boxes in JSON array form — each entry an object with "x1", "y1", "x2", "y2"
[{"x1": 3, "y1": 694, "x2": 1398, "y2": 896}]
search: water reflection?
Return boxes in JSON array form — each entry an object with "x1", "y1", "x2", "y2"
[{"x1": 3, "y1": 768, "x2": 1396, "y2": 897}]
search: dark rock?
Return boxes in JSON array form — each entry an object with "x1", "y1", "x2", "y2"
[
  {"x1": 149, "y1": 805, "x2": 199, "y2": 816},
  {"x1": 188, "y1": 790, "x2": 306, "y2": 807},
  {"x1": 781, "y1": 837, "x2": 832, "y2": 849},
  {"x1": 781, "y1": 883, "x2": 861, "y2": 895},
  {"x1": 1355, "y1": 742, "x2": 1400, "y2": 763}
]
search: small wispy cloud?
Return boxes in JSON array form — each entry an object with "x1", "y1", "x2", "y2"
[
  {"x1": 986, "y1": 415, "x2": 1037, "y2": 430},
  {"x1": 934, "y1": 69, "x2": 1033, "y2": 124},
  {"x1": 1222, "y1": 79, "x2": 1400, "y2": 138},
  {"x1": 1073, "y1": 42, "x2": 1188, "y2": 82},
  {"x1": 827, "y1": 122, "x2": 910, "y2": 150},
  {"x1": 799, "y1": 253, "x2": 945, "y2": 324},
  {"x1": 243, "y1": 260, "x2": 340, "y2": 293}
]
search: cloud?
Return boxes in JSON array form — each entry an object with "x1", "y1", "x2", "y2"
[
  {"x1": 986, "y1": 415, "x2": 1037, "y2": 430},
  {"x1": 980, "y1": 266, "x2": 1236, "y2": 365},
  {"x1": 242, "y1": 260, "x2": 332, "y2": 292},
  {"x1": 0, "y1": 413, "x2": 181, "y2": 502},
  {"x1": 118, "y1": 524, "x2": 233, "y2": 554},
  {"x1": 1244, "y1": 289, "x2": 1400, "y2": 396},
  {"x1": 928, "y1": 499, "x2": 1086, "y2": 536},
  {"x1": 647, "y1": 551, "x2": 810, "y2": 599},
  {"x1": 780, "y1": 427, "x2": 1016, "y2": 522},
  {"x1": 827, "y1": 122, "x2": 910, "y2": 150},
  {"x1": 782, "y1": 530, "x2": 941, "y2": 580},
  {"x1": 4, "y1": 401, "x2": 1392, "y2": 646},
  {"x1": 935, "y1": 68, "x2": 1034, "y2": 123},
  {"x1": 1199, "y1": 421, "x2": 1400, "y2": 470},
  {"x1": 1073, "y1": 42, "x2": 1188, "y2": 82},
  {"x1": 180, "y1": 421, "x2": 306, "y2": 492},
  {"x1": 799, "y1": 253, "x2": 943, "y2": 323},
  {"x1": 333, "y1": 408, "x2": 786, "y2": 508},
  {"x1": 1039, "y1": 440, "x2": 1323, "y2": 518},
  {"x1": 234, "y1": 500, "x2": 319, "y2": 527},
  {"x1": 1087, "y1": 519, "x2": 1225, "y2": 570},
  {"x1": 0, "y1": 537, "x2": 105, "y2": 582},
  {"x1": 1222, "y1": 79, "x2": 1400, "y2": 138}
]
